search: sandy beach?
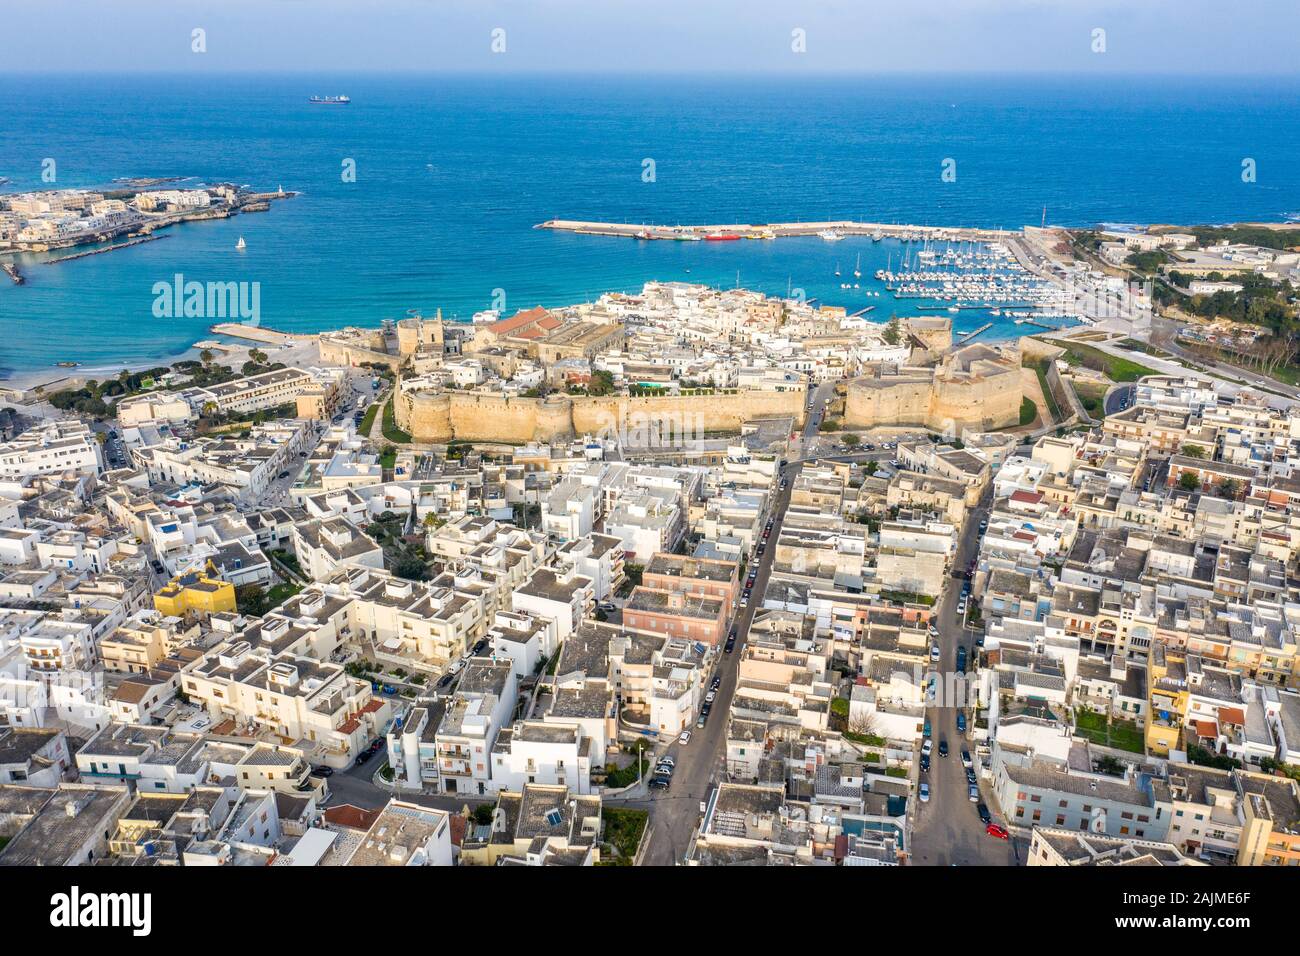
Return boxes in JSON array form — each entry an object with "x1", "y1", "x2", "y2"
[{"x1": 0, "y1": 328, "x2": 325, "y2": 400}]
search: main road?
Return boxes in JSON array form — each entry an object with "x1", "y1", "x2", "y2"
[
  {"x1": 617, "y1": 381, "x2": 833, "y2": 864},
  {"x1": 908, "y1": 485, "x2": 1021, "y2": 865}
]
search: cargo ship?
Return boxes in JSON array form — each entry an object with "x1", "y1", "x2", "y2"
[{"x1": 309, "y1": 95, "x2": 351, "y2": 105}]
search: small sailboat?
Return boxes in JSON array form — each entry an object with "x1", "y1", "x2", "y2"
[
  {"x1": 834, "y1": 262, "x2": 841, "y2": 277},
  {"x1": 235, "y1": 236, "x2": 247, "y2": 251},
  {"x1": 853, "y1": 253, "x2": 862, "y2": 278}
]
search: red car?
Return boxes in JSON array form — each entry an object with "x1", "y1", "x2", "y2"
[{"x1": 985, "y1": 823, "x2": 1009, "y2": 840}]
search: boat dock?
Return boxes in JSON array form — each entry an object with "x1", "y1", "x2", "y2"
[
  {"x1": 956, "y1": 323, "x2": 993, "y2": 343},
  {"x1": 2, "y1": 262, "x2": 23, "y2": 285},
  {"x1": 848, "y1": 306, "x2": 876, "y2": 317},
  {"x1": 537, "y1": 219, "x2": 1017, "y2": 243}
]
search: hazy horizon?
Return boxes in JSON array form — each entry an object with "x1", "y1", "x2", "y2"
[{"x1": 4, "y1": 0, "x2": 1300, "y2": 76}]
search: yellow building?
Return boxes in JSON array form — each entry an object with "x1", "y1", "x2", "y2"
[
  {"x1": 1237, "y1": 773, "x2": 1300, "y2": 866},
  {"x1": 1146, "y1": 645, "x2": 1190, "y2": 757},
  {"x1": 153, "y1": 563, "x2": 236, "y2": 618}
]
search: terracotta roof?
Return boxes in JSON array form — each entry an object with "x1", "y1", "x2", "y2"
[
  {"x1": 361, "y1": 699, "x2": 385, "y2": 714},
  {"x1": 1193, "y1": 720, "x2": 1218, "y2": 739},
  {"x1": 323, "y1": 803, "x2": 381, "y2": 831},
  {"x1": 489, "y1": 306, "x2": 559, "y2": 337},
  {"x1": 1217, "y1": 707, "x2": 1246, "y2": 726},
  {"x1": 1010, "y1": 490, "x2": 1043, "y2": 504},
  {"x1": 339, "y1": 717, "x2": 360, "y2": 734}
]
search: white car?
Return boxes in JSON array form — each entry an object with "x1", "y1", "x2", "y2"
[
  {"x1": 921, "y1": 739, "x2": 933, "y2": 758},
  {"x1": 919, "y1": 782, "x2": 930, "y2": 803},
  {"x1": 678, "y1": 731, "x2": 692, "y2": 745},
  {"x1": 930, "y1": 643, "x2": 941, "y2": 662},
  {"x1": 705, "y1": 691, "x2": 716, "y2": 704}
]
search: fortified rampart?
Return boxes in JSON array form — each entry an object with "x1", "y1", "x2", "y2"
[
  {"x1": 395, "y1": 386, "x2": 806, "y2": 444},
  {"x1": 844, "y1": 360, "x2": 1022, "y2": 434}
]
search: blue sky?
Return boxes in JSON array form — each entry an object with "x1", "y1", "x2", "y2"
[{"x1": 3, "y1": 0, "x2": 1299, "y2": 74}]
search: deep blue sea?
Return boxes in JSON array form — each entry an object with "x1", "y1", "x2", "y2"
[{"x1": 2, "y1": 73, "x2": 1299, "y2": 379}]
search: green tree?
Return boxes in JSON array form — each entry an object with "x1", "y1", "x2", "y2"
[
  {"x1": 842, "y1": 433, "x2": 860, "y2": 448},
  {"x1": 1181, "y1": 443, "x2": 1207, "y2": 459},
  {"x1": 199, "y1": 349, "x2": 214, "y2": 366},
  {"x1": 882, "y1": 316, "x2": 901, "y2": 346},
  {"x1": 392, "y1": 555, "x2": 430, "y2": 581},
  {"x1": 1179, "y1": 472, "x2": 1202, "y2": 492}
]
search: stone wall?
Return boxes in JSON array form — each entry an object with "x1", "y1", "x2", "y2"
[
  {"x1": 844, "y1": 368, "x2": 1022, "y2": 434},
  {"x1": 395, "y1": 385, "x2": 807, "y2": 444}
]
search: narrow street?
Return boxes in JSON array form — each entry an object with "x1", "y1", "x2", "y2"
[
  {"x1": 908, "y1": 485, "x2": 1022, "y2": 865},
  {"x1": 619, "y1": 383, "x2": 830, "y2": 864}
]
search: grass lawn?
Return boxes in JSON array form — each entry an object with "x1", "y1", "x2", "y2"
[
  {"x1": 1072, "y1": 381, "x2": 1107, "y2": 419},
  {"x1": 359, "y1": 401, "x2": 380, "y2": 436},
  {"x1": 381, "y1": 396, "x2": 412, "y2": 444},
  {"x1": 378, "y1": 447, "x2": 397, "y2": 469},
  {"x1": 266, "y1": 581, "x2": 302, "y2": 608},
  {"x1": 1019, "y1": 396, "x2": 1038, "y2": 426},
  {"x1": 1025, "y1": 358, "x2": 1062, "y2": 422},
  {"x1": 599, "y1": 807, "x2": 649, "y2": 865},
  {"x1": 1057, "y1": 342, "x2": 1159, "y2": 383},
  {"x1": 1074, "y1": 709, "x2": 1145, "y2": 753}
]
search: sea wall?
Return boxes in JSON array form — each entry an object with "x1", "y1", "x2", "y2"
[{"x1": 395, "y1": 386, "x2": 807, "y2": 443}]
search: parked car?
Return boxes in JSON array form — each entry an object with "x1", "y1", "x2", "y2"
[
  {"x1": 919, "y1": 782, "x2": 930, "y2": 803},
  {"x1": 930, "y1": 643, "x2": 940, "y2": 662},
  {"x1": 436, "y1": 673, "x2": 454, "y2": 689},
  {"x1": 724, "y1": 638, "x2": 736, "y2": 654},
  {"x1": 696, "y1": 714, "x2": 706, "y2": 729},
  {"x1": 355, "y1": 751, "x2": 372, "y2": 766},
  {"x1": 598, "y1": 602, "x2": 617, "y2": 612},
  {"x1": 368, "y1": 739, "x2": 384, "y2": 753},
  {"x1": 649, "y1": 775, "x2": 671, "y2": 791},
  {"x1": 968, "y1": 783, "x2": 980, "y2": 803},
  {"x1": 986, "y1": 823, "x2": 1010, "y2": 840},
  {"x1": 961, "y1": 749, "x2": 973, "y2": 769},
  {"x1": 657, "y1": 756, "x2": 675, "y2": 770},
  {"x1": 920, "y1": 755, "x2": 930, "y2": 773},
  {"x1": 921, "y1": 739, "x2": 932, "y2": 758},
  {"x1": 977, "y1": 803, "x2": 992, "y2": 824},
  {"x1": 711, "y1": 676, "x2": 721, "y2": 691},
  {"x1": 678, "y1": 730, "x2": 692, "y2": 745},
  {"x1": 923, "y1": 719, "x2": 931, "y2": 738},
  {"x1": 705, "y1": 691, "x2": 716, "y2": 704},
  {"x1": 310, "y1": 765, "x2": 334, "y2": 778},
  {"x1": 957, "y1": 713, "x2": 967, "y2": 734}
]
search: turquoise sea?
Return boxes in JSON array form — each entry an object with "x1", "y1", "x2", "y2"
[{"x1": 2, "y1": 73, "x2": 1299, "y2": 379}]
